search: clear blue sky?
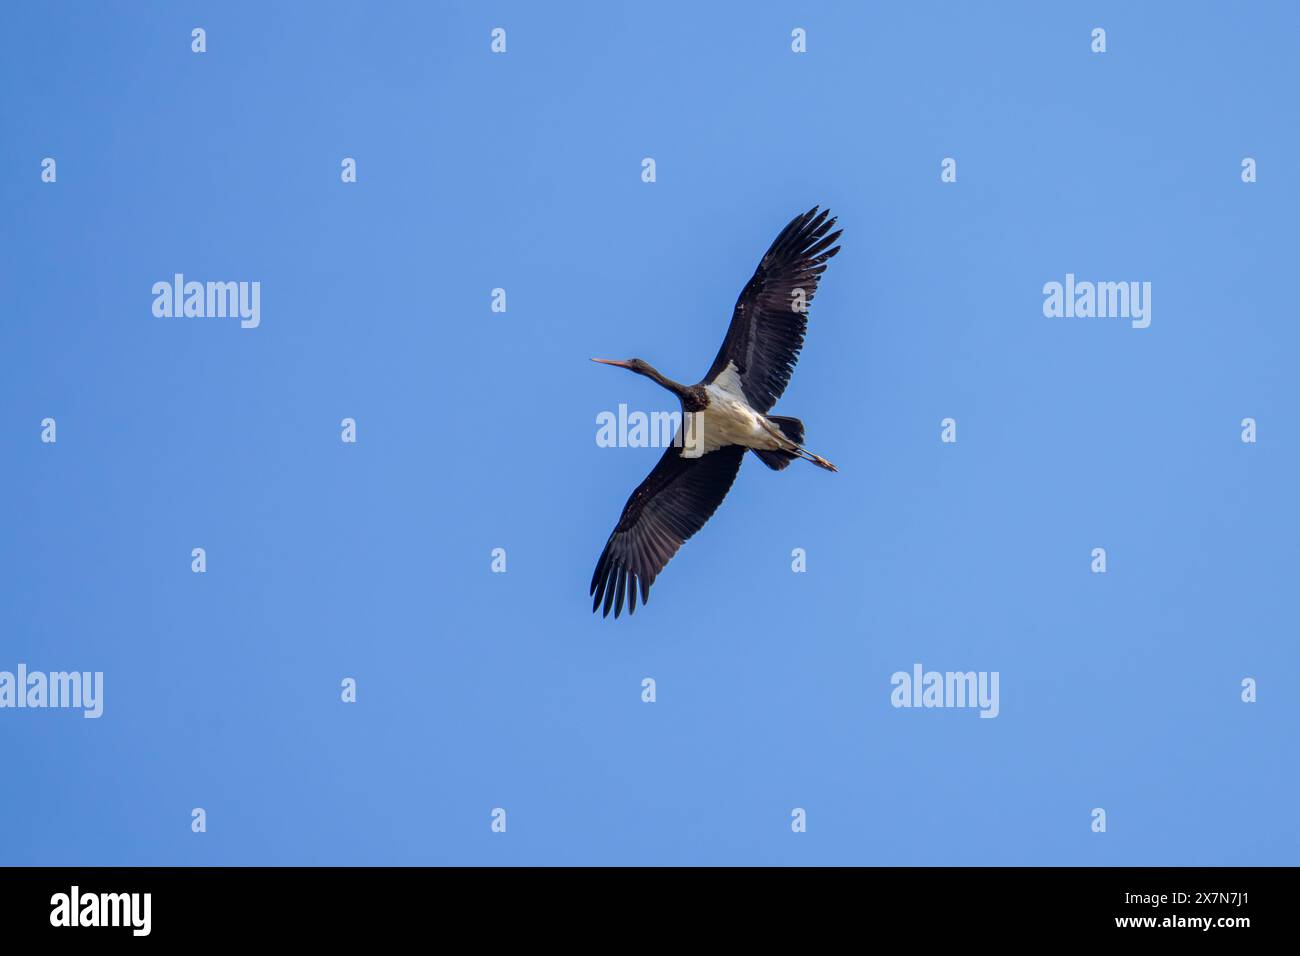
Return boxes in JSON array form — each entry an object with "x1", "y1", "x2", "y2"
[{"x1": 2, "y1": 1, "x2": 1296, "y2": 865}]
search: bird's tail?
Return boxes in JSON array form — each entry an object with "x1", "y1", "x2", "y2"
[{"x1": 753, "y1": 416, "x2": 838, "y2": 472}]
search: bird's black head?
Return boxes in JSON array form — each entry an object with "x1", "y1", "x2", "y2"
[
  {"x1": 591, "y1": 356, "x2": 689, "y2": 400},
  {"x1": 590, "y1": 357, "x2": 648, "y2": 374}
]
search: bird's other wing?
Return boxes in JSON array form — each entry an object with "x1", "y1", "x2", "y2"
[
  {"x1": 590, "y1": 444, "x2": 747, "y2": 618},
  {"x1": 703, "y1": 206, "x2": 842, "y2": 413}
]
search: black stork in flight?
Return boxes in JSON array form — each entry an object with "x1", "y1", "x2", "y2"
[{"x1": 590, "y1": 206, "x2": 842, "y2": 618}]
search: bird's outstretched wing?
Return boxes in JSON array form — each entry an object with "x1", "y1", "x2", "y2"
[
  {"x1": 591, "y1": 445, "x2": 746, "y2": 618},
  {"x1": 703, "y1": 206, "x2": 842, "y2": 413}
]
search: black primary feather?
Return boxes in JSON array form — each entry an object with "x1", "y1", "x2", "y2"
[
  {"x1": 590, "y1": 445, "x2": 746, "y2": 618},
  {"x1": 703, "y1": 206, "x2": 842, "y2": 413}
]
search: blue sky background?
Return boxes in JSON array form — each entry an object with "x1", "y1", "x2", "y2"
[{"x1": 2, "y1": 1, "x2": 1296, "y2": 865}]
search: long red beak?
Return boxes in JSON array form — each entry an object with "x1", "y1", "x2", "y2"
[{"x1": 590, "y1": 358, "x2": 632, "y2": 369}]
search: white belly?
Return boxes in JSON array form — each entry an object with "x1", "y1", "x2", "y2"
[{"x1": 684, "y1": 383, "x2": 784, "y2": 456}]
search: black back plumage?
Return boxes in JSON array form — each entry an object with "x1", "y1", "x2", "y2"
[{"x1": 703, "y1": 206, "x2": 842, "y2": 413}]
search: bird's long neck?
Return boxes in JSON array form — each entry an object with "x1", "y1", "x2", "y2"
[{"x1": 638, "y1": 363, "x2": 691, "y2": 402}]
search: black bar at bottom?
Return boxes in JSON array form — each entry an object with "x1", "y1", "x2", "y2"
[{"x1": 0, "y1": 866, "x2": 1279, "y2": 941}]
